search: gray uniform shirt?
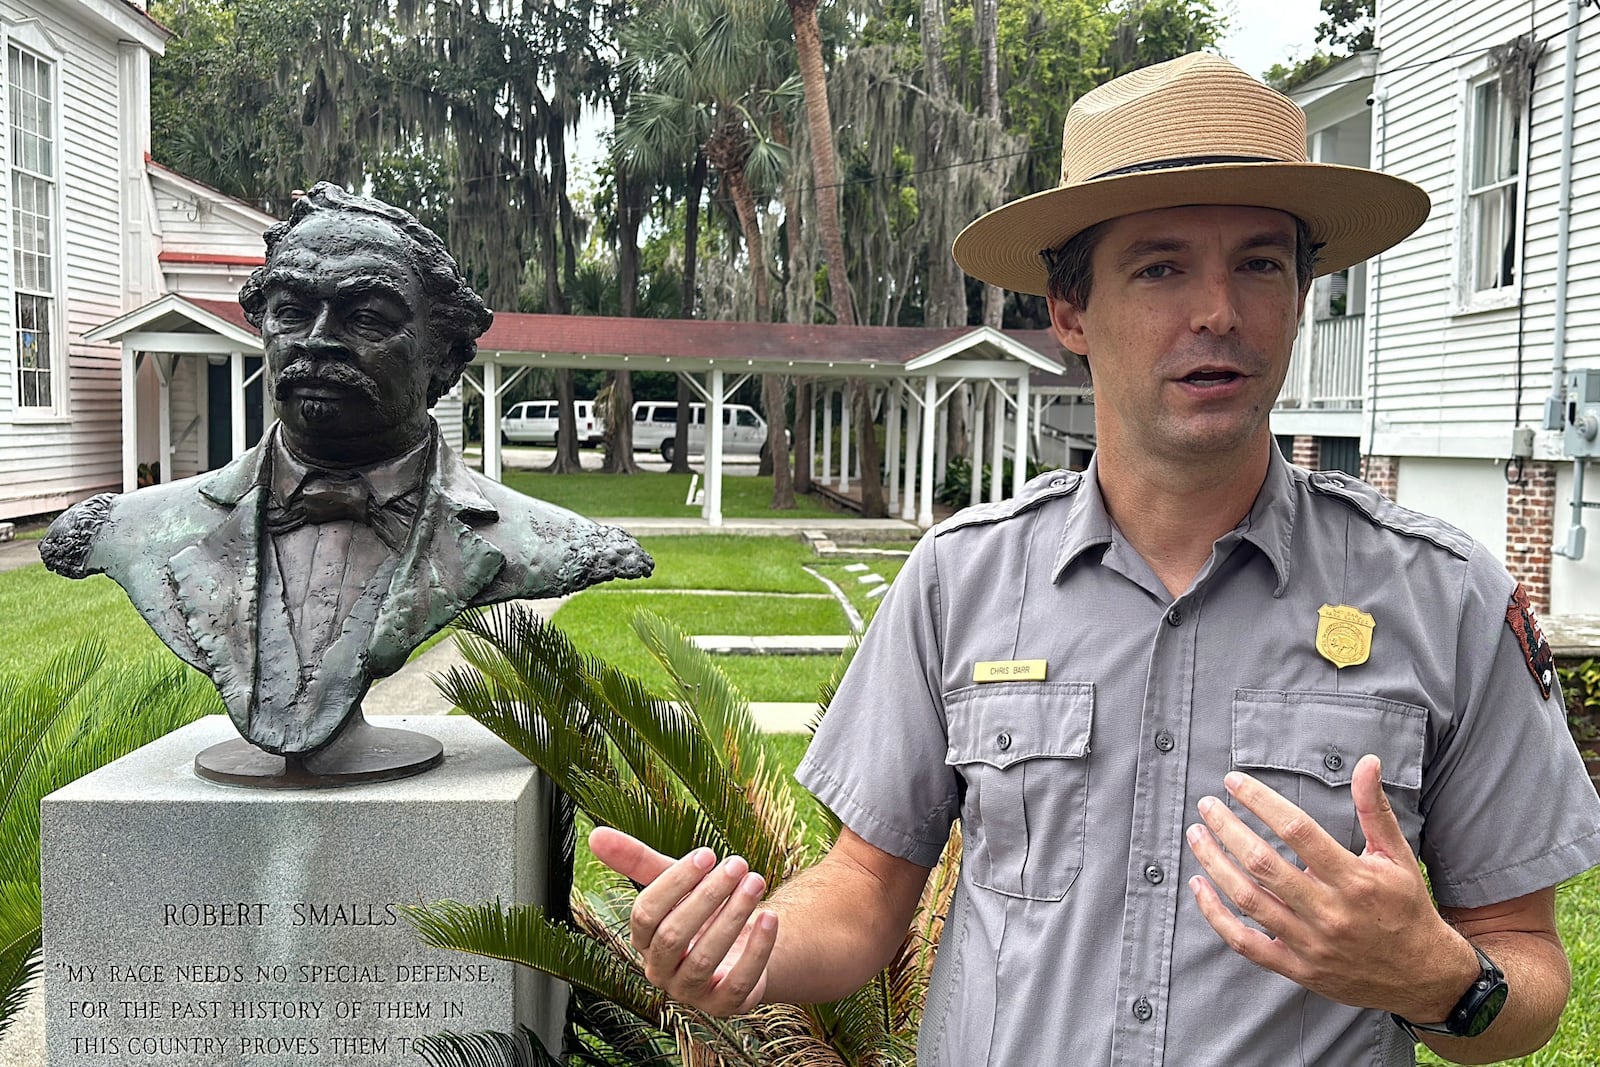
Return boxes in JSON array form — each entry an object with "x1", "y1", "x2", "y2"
[{"x1": 796, "y1": 450, "x2": 1600, "y2": 1067}]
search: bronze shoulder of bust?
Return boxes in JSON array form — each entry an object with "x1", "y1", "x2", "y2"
[{"x1": 40, "y1": 492, "x2": 117, "y2": 580}]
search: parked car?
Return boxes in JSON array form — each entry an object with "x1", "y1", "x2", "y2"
[
  {"x1": 631, "y1": 401, "x2": 771, "y2": 462},
  {"x1": 500, "y1": 400, "x2": 601, "y2": 446}
]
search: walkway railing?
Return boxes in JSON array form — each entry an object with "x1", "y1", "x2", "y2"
[{"x1": 1278, "y1": 313, "x2": 1364, "y2": 410}]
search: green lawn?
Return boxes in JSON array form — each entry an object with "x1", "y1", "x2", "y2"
[{"x1": 502, "y1": 470, "x2": 844, "y2": 519}]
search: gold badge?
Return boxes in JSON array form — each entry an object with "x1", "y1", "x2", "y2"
[
  {"x1": 1315, "y1": 605, "x2": 1375, "y2": 668},
  {"x1": 973, "y1": 659, "x2": 1048, "y2": 683}
]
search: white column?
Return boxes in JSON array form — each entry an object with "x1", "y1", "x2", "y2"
[
  {"x1": 919, "y1": 374, "x2": 938, "y2": 528},
  {"x1": 483, "y1": 361, "x2": 502, "y2": 482},
  {"x1": 1014, "y1": 372, "x2": 1031, "y2": 497},
  {"x1": 839, "y1": 386, "x2": 852, "y2": 494},
  {"x1": 970, "y1": 382, "x2": 985, "y2": 507},
  {"x1": 989, "y1": 383, "x2": 1004, "y2": 503},
  {"x1": 822, "y1": 387, "x2": 834, "y2": 488},
  {"x1": 886, "y1": 386, "x2": 901, "y2": 512},
  {"x1": 902, "y1": 396, "x2": 921, "y2": 522},
  {"x1": 810, "y1": 389, "x2": 820, "y2": 482},
  {"x1": 121, "y1": 344, "x2": 138, "y2": 492},
  {"x1": 230, "y1": 351, "x2": 247, "y2": 460},
  {"x1": 156, "y1": 354, "x2": 172, "y2": 485},
  {"x1": 706, "y1": 368, "x2": 725, "y2": 526}
]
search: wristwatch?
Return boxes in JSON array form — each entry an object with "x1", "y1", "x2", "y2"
[{"x1": 1391, "y1": 944, "x2": 1508, "y2": 1040}]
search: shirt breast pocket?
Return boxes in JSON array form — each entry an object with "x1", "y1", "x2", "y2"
[
  {"x1": 1230, "y1": 689, "x2": 1427, "y2": 860},
  {"x1": 945, "y1": 682, "x2": 1094, "y2": 902}
]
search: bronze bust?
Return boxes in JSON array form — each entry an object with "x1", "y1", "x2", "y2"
[{"x1": 42, "y1": 183, "x2": 652, "y2": 785}]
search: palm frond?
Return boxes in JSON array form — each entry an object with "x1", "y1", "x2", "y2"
[
  {"x1": 0, "y1": 880, "x2": 40, "y2": 1041},
  {"x1": 411, "y1": 1026, "x2": 562, "y2": 1067},
  {"x1": 401, "y1": 899, "x2": 668, "y2": 1024}
]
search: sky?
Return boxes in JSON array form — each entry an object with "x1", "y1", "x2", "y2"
[{"x1": 1215, "y1": 0, "x2": 1329, "y2": 78}]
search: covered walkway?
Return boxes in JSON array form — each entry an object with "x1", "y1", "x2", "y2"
[{"x1": 84, "y1": 301, "x2": 1092, "y2": 528}]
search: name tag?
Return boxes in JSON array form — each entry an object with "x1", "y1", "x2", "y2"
[{"x1": 972, "y1": 659, "x2": 1047, "y2": 683}]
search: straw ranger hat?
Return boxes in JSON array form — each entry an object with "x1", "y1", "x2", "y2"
[{"x1": 952, "y1": 52, "x2": 1431, "y2": 297}]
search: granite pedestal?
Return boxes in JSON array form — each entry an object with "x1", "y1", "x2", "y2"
[{"x1": 41, "y1": 716, "x2": 563, "y2": 1065}]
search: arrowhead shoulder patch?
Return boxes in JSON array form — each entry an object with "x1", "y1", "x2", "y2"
[{"x1": 1506, "y1": 582, "x2": 1554, "y2": 700}]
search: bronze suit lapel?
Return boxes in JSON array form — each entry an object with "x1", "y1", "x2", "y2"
[{"x1": 368, "y1": 436, "x2": 503, "y2": 677}]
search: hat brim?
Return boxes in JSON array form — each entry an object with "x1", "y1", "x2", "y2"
[{"x1": 951, "y1": 162, "x2": 1431, "y2": 297}]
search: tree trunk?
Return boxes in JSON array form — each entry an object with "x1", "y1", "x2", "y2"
[
  {"x1": 670, "y1": 375, "x2": 693, "y2": 474},
  {"x1": 603, "y1": 157, "x2": 643, "y2": 473},
  {"x1": 546, "y1": 371, "x2": 582, "y2": 473},
  {"x1": 763, "y1": 373, "x2": 794, "y2": 509},
  {"x1": 977, "y1": 0, "x2": 1005, "y2": 328},
  {"x1": 851, "y1": 379, "x2": 885, "y2": 517},
  {"x1": 724, "y1": 164, "x2": 770, "y2": 323},
  {"x1": 793, "y1": 377, "x2": 813, "y2": 494}
]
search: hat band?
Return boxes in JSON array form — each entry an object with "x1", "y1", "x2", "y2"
[{"x1": 1087, "y1": 154, "x2": 1280, "y2": 181}]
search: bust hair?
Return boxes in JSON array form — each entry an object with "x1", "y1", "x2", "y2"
[{"x1": 238, "y1": 182, "x2": 494, "y2": 405}]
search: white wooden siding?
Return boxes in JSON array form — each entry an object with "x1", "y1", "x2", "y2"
[
  {"x1": 0, "y1": 1, "x2": 142, "y2": 519},
  {"x1": 1372, "y1": 0, "x2": 1600, "y2": 457}
]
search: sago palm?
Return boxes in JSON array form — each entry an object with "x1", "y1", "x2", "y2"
[
  {"x1": 403, "y1": 604, "x2": 957, "y2": 1066},
  {"x1": 0, "y1": 640, "x2": 220, "y2": 1038}
]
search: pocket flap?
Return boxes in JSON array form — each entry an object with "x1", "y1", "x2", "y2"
[
  {"x1": 945, "y1": 682, "x2": 1094, "y2": 770},
  {"x1": 1232, "y1": 689, "x2": 1425, "y2": 790}
]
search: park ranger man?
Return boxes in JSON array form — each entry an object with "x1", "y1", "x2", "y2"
[{"x1": 592, "y1": 53, "x2": 1600, "y2": 1064}]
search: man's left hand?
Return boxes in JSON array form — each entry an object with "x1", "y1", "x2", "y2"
[{"x1": 1186, "y1": 754, "x2": 1478, "y2": 1020}]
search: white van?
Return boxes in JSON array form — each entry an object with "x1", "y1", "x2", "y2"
[
  {"x1": 631, "y1": 401, "x2": 769, "y2": 462},
  {"x1": 500, "y1": 400, "x2": 601, "y2": 446}
]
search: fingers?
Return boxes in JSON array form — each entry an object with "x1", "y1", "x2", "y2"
[
  {"x1": 1186, "y1": 798, "x2": 1298, "y2": 933},
  {"x1": 1188, "y1": 872, "x2": 1296, "y2": 976},
  {"x1": 1222, "y1": 771, "x2": 1345, "y2": 875},
  {"x1": 588, "y1": 826, "x2": 676, "y2": 886},
  {"x1": 626, "y1": 849, "x2": 776, "y2": 1015},
  {"x1": 1349, "y1": 755, "x2": 1411, "y2": 862}
]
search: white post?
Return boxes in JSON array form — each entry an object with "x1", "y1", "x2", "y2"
[
  {"x1": 970, "y1": 382, "x2": 985, "y2": 507},
  {"x1": 706, "y1": 368, "x2": 725, "y2": 526},
  {"x1": 156, "y1": 354, "x2": 172, "y2": 485},
  {"x1": 1014, "y1": 372, "x2": 1030, "y2": 497},
  {"x1": 989, "y1": 383, "x2": 1004, "y2": 503},
  {"x1": 902, "y1": 395, "x2": 921, "y2": 522},
  {"x1": 886, "y1": 386, "x2": 901, "y2": 512},
  {"x1": 230, "y1": 351, "x2": 246, "y2": 460},
  {"x1": 839, "y1": 386, "x2": 852, "y2": 494},
  {"x1": 809, "y1": 388, "x2": 820, "y2": 482},
  {"x1": 822, "y1": 387, "x2": 834, "y2": 488},
  {"x1": 919, "y1": 374, "x2": 937, "y2": 527},
  {"x1": 121, "y1": 344, "x2": 138, "y2": 492},
  {"x1": 483, "y1": 361, "x2": 502, "y2": 481}
]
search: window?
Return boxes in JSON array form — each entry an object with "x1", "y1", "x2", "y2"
[
  {"x1": 8, "y1": 44, "x2": 58, "y2": 410},
  {"x1": 1459, "y1": 67, "x2": 1525, "y2": 306},
  {"x1": 736, "y1": 409, "x2": 760, "y2": 428}
]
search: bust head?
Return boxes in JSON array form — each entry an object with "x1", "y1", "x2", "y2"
[{"x1": 239, "y1": 183, "x2": 494, "y2": 467}]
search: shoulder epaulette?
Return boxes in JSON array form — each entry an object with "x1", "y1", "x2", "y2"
[
  {"x1": 935, "y1": 469, "x2": 1083, "y2": 535},
  {"x1": 1304, "y1": 470, "x2": 1473, "y2": 561}
]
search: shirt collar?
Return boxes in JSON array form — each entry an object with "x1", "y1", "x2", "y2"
[
  {"x1": 272, "y1": 433, "x2": 430, "y2": 509},
  {"x1": 1050, "y1": 446, "x2": 1298, "y2": 596}
]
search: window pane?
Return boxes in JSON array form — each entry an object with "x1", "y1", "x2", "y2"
[{"x1": 17, "y1": 293, "x2": 53, "y2": 408}]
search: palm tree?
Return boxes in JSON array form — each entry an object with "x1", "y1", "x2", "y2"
[
  {"x1": 0, "y1": 643, "x2": 220, "y2": 1038},
  {"x1": 402, "y1": 605, "x2": 958, "y2": 1065}
]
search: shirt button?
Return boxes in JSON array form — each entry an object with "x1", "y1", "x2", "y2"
[
  {"x1": 996, "y1": 731, "x2": 1013, "y2": 751},
  {"x1": 1324, "y1": 751, "x2": 1344, "y2": 772},
  {"x1": 1166, "y1": 606, "x2": 1183, "y2": 626},
  {"x1": 1143, "y1": 863, "x2": 1165, "y2": 885},
  {"x1": 1154, "y1": 731, "x2": 1175, "y2": 753},
  {"x1": 1132, "y1": 996, "x2": 1154, "y2": 1022}
]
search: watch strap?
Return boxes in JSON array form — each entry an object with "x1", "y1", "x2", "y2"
[{"x1": 1391, "y1": 944, "x2": 1507, "y2": 1039}]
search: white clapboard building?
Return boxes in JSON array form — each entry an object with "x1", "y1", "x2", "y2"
[{"x1": 1275, "y1": 2, "x2": 1600, "y2": 616}]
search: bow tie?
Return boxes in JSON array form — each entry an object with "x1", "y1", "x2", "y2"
[{"x1": 266, "y1": 472, "x2": 416, "y2": 550}]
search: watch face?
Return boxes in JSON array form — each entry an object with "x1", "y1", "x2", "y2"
[{"x1": 1462, "y1": 982, "x2": 1509, "y2": 1038}]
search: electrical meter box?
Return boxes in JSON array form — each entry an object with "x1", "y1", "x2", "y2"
[{"x1": 1563, "y1": 368, "x2": 1600, "y2": 457}]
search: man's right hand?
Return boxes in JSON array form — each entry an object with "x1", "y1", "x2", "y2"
[{"x1": 588, "y1": 826, "x2": 779, "y2": 1016}]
